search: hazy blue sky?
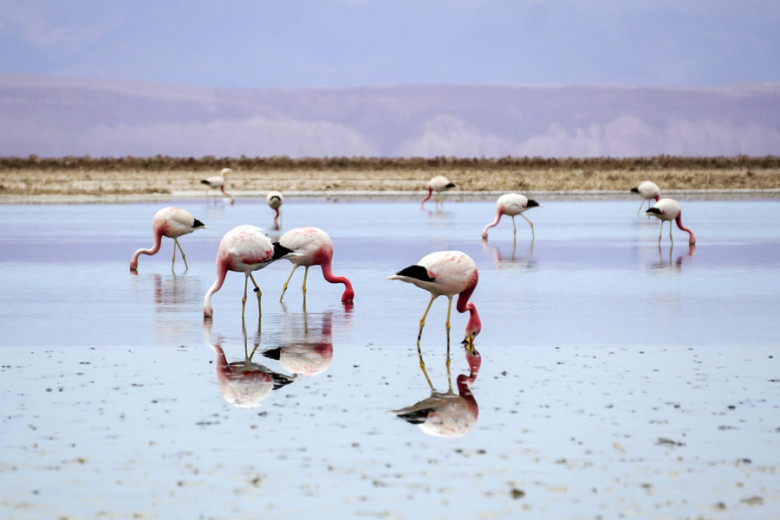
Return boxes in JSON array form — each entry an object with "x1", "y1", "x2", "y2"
[{"x1": 1, "y1": 0, "x2": 778, "y2": 88}]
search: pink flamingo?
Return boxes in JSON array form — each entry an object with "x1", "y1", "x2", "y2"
[
  {"x1": 129, "y1": 206, "x2": 205, "y2": 271},
  {"x1": 266, "y1": 191, "x2": 283, "y2": 229},
  {"x1": 391, "y1": 344, "x2": 481, "y2": 438},
  {"x1": 201, "y1": 167, "x2": 235, "y2": 205},
  {"x1": 631, "y1": 180, "x2": 661, "y2": 215},
  {"x1": 278, "y1": 226, "x2": 354, "y2": 304},
  {"x1": 646, "y1": 199, "x2": 696, "y2": 245},
  {"x1": 481, "y1": 193, "x2": 540, "y2": 240},
  {"x1": 421, "y1": 175, "x2": 456, "y2": 209},
  {"x1": 203, "y1": 225, "x2": 295, "y2": 319},
  {"x1": 388, "y1": 250, "x2": 481, "y2": 347}
]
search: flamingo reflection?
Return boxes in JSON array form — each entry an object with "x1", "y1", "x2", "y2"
[
  {"x1": 652, "y1": 243, "x2": 696, "y2": 270},
  {"x1": 482, "y1": 238, "x2": 536, "y2": 270},
  {"x1": 204, "y1": 319, "x2": 294, "y2": 409},
  {"x1": 263, "y1": 311, "x2": 334, "y2": 377},
  {"x1": 391, "y1": 343, "x2": 482, "y2": 438}
]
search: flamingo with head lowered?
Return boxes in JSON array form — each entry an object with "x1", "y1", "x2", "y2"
[
  {"x1": 421, "y1": 176, "x2": 456, "y2": 210},
  {"x1": 388, "y1": 250, "x2": 481, "y2": 348},
  {"x1": 481, "y1": 193, "x2": 540, "y2": 241},
  {"x1": 203, "y1": 225, "x2": 295, "y2": 319},
  {"x1": 631, "y1": 181, "x2": 661, "y2": 215},
  {"x1": 130, "y1": 206, "x2": 205, "y2": 272},
  {"x1": 266, "y1": 191, "x2": 283, "y2": 229},
  {"x1": 646, "y1": 199, "x2": 696, "y2": 245},
  {"x1": 201, "y1": 168, "x2": 235, "y2": 205},
  {"x1": 278, "y1": 226, "x2": 354, "y2": 305}
]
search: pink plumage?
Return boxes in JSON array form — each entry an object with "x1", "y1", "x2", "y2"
[{"x1": 129, "y1": 206, "x2": 205, "y2": 271}]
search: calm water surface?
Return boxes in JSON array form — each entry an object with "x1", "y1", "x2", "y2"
[{"x1": 1, "y1": 197, "x2": 779, "y2": 518}]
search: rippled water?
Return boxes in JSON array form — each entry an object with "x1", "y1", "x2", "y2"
[{"x1": 1, "y1": 196, "x2": 779, "y2": 519}]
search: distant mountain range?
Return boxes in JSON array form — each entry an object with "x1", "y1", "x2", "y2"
[{"x1": 1, "y1": 75, "x2": 778, "y2": 158}]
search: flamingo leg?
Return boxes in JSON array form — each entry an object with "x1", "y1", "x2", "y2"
[
  {"x1": 249, "y1": 272, "x2": 262, "y2": 317},
  {"x1": 280, "y1": 264, "x2": 299, "y2": 302},
  {"x1": 445, "y1": 297, "x2": 453, "y2": 380},
  {"x1": 416, "y1": 339, "x2": 435, "y2": 390},
  {"x1": 301, "y1": 266, "x2": 310, "y2": 298},
  {"x1": 637, "y1": 199, "x2": 645, "y2": 215},
  {"x1": 521, "y1": 213, "x2": 535, "y2": 239},
  {"x1": 174, "y1": 238, "x2": 188, "y2": 270},
  {"x1": 658, "y1": 222, "x2": 664, "y2": 242},
  {"x1": 511, "y1": 216, "x2": 517, "y2": 237},
  {"x1": 445, "y1": 330, "x2": 453, "y2": 393},
  {"x1": 669, "y1": 222, "x2": 674, "y2": 242},
  {"x1": 417, "y1": 294, "x2": 437, "y2": 342},
  {"x1": 170, "y1": 240, "x2": 177, "y2": 269},
  {"x1": 241, "y1": 273, "x2": 249, "y2": 319}
]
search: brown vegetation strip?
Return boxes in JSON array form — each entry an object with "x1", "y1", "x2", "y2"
[{"x1": 1, "y1": 156, "x2": 779, "y2": 198}]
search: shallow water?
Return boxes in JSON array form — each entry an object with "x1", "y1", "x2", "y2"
[{"x1": 1, "y1": 197, "x2": 779, "y2": 519}]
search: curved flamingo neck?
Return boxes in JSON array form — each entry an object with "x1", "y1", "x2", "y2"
[
  {"x1": 203, "y1": 260, "x2": 229, "y2": 317},
  {"x1": 321, "y1": 260, "x2": 354, "y2": 303},
  {"x1": 220, "y1": 185, "x2": 235, "y2": 203},
  {"x1": 653, "y1": 194, "x2": 661, "y2": 202},
  {"x1": 675, "y1": 212, "x2": 696, "y2": 245},
  {"x1": 420, "y1": 187, "x2": 433, "y2": 208},
  {"x1": 456, "y1": 284, "x2": 481, "y2": 337},
  {"x1": 130, "y1": 229, "x2": 163, "y2": 269},
  {"x1": 481, "y1": 209, "x2": 504, "y2": 238}
]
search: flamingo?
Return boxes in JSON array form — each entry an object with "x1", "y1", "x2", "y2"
[
  {"x1": 203, "y1": 225, "x2": 295, "y2": 319},
  {"x1": 388, "y1": 251, "x2": 481, "y2": 348},
  {"x1": 646, "y1": 198, "x2": 696, "y2": 245},
  {"x1": 201, "y1": 167, "x2": 235, "y2": 205},
  {"x1": 278, "y1": 226, "x2": 354, "y2": 304},
  {"x1": 266, "y1": 191, "x2": 283, "y2": 229},
  {"x1": 421, "y1": 175, "x2": 455, "y2": 209},
  {"x1": 263, "y1": 312, "x2": 333, "y2": 377},
  {"x1": 481, "y1": 193, "x2": 540, "y2": 241},
  {"x1": 129, "y1": 206, "x2": 205, "y2": 271},
  {"x1": 631, "y1": 181, "x2": 661, "y2": 215},
  {"x1": 391, "y1": 344, "x2": 481, "y2": 438}
]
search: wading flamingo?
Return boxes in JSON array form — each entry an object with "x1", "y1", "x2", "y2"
[
  {"x1": 201, "y1": 168, "x2": 235, "y2": 205},
  {"x1": 481, "y1": 193, "x2": 540, "y2": 241},
  {"x1": 421, "y1": 176, "x2": 455, "y2": 209},
  {"x1": 278, "y1": 226, "x2": 354, "y2": 304},
  {"x1": 646, "y1": 199, "x2": 696, "y2": 245},
  {"x1": 203, "y1": 225, "x2": 295, "y2": 319},
  {"x1": 266, "y1": 191, "x2": 283, "y2": 229},
  {"x1": 388, "y1": 251, "x2": 481, "y2": 348},
  {"x1": 631, "y1": 181, "x2": 661, "y2": 215},
  {"x1": 129, "y1": 206, "x2": 205, "y2": 271},
  {"x1": 391, "y1": 345, "x2": 481, "y2": 438}
]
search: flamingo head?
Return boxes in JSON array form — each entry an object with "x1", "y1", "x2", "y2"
[
  {"x1": 129, "y1": 260, "x2": 138, "y2": 271},
  {"x1": 341, "y1": 286, "x2": 355, "y2": 304}
]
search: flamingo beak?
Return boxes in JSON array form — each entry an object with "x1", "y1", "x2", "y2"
[{"x1": 461, "y1": 334, "x2": 477, "y2": 353}]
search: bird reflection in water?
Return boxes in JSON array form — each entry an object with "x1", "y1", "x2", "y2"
[
  {"x1": 152, "y1": 272, "x2": 201, "y2": 344},
  {"x1": 391, "y1": 342, "x2": 482, "y2": 438},
  {"x1": 263, "y1": 311, "x2": 334, "y2": 377},
  {"x1": 482, "y1": 237, "x2": 536, "y2": 270},
  {"x1": 204, "y1": 318, "x2": 294, "y2": 409},
  {"x1": 652, "y1": 243, "x2": 696, "y2": 270}
]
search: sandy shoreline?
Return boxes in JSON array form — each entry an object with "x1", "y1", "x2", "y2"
[{"x1": 2, "y1": 157, "x2": 779, "y2": 203}]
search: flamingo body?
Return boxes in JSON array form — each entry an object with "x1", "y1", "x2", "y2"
[
  {"x1": 203, "y1": 225, "x2": 294, "y2": 318},
  {"x1": 201, "y1": 168, "x2": 235, "y2": 204},
  {"x1": 278, "y1": 226, "x2": 354, "y2": 303},
  {"x1": 481, "y1": 193, "x2": 539, "y2": 240},
  {"x1": 388, "y1": 250, "x2": 481, "y2": 343},
  {"x1": 646, "y1": 198, "x2": 696, "y2": 245},
  {"x1": 129, "y1": 206, "x2": 205, "y2": 271},
  {"x1": 631, "y1": 181, "x2": 661, "y2": 214},
  {"x1": 421, "y1": 175, "x2": 456, "y2": 209}
]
